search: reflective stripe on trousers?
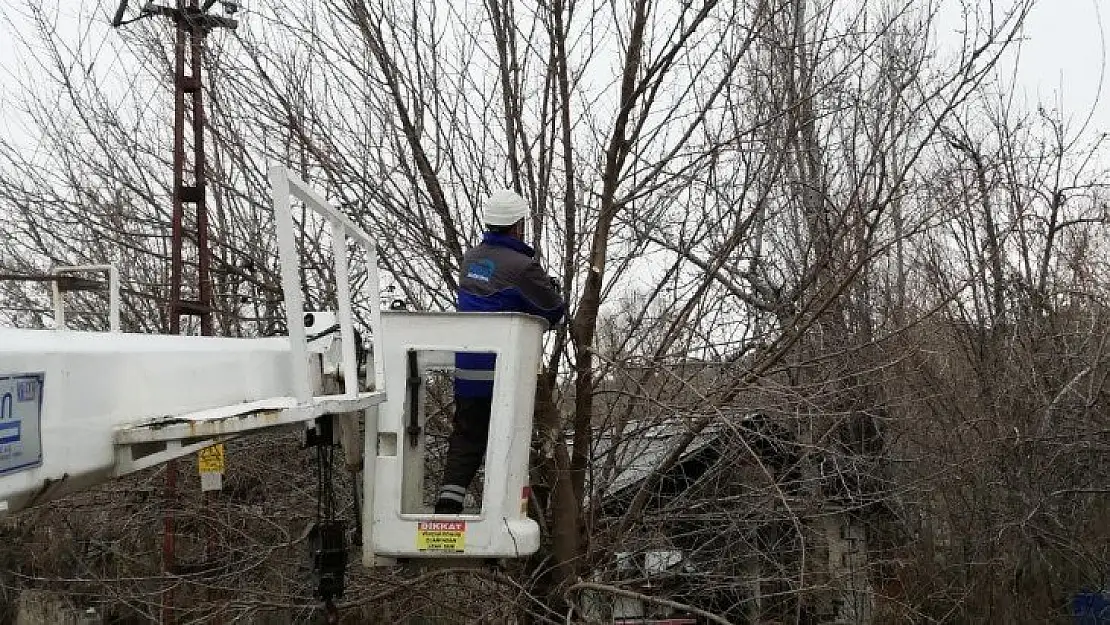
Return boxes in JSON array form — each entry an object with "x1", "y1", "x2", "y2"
[{"x1": 454, "y1": 368, "x2": 495, "y2": 382}]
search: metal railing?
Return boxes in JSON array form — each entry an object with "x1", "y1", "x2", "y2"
[
  {"x1": 269, "y1": 165, "x2": 384, "y2": 402},
  {"x1": 51, "y1": 265, "x2": 121, "y2": 332}
]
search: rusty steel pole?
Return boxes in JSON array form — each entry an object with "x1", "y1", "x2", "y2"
[
  {"x1": 165, "y1": 3, "x2": 232, "y2": 623},
  {"x1": 166, "y1": 6, "x2": 200, "y2": 623},
  {"x1": 168, "y1": 0, "x2": 212, "y2": 337},
  {"x1": 111, "y1": 3, "x2": 236, "y2": 622}
]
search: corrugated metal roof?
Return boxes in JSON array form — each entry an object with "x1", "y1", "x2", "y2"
[{"x1": 585, "y1": 418, "x2": 726, "y2": 498}]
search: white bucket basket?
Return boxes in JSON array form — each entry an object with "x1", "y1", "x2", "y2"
[{"x1": 364, "y1": 311, "x2": 544, "y2": 562}]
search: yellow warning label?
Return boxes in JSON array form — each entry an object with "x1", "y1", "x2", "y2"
[
  {"x1": 197, "y1": 444, "x2": 225, "y2": 474},
  {"x1": 416, "y1": 521, "x2": 466, "y2": 552}
]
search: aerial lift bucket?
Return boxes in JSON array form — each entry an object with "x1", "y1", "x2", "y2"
[{"x1": 363, "y1": 310, "x2": 544, "y2": 564}]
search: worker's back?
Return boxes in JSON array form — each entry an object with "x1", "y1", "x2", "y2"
[{"x1": 454, "y1": 231, "x2": 564, "y2": 398}]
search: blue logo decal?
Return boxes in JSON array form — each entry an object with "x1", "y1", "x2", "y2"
[
  {"x1": 16, "y1": 380, "x2": 36, "y2": 402},
  {"x1": 466, "y1": 259, "x2": 496, "y2": 282},
  {"x1": 0, "y1": 393, "x2": 18, "y2": 445}
]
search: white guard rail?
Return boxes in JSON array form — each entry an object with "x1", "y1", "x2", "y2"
[
  {"x1": 269, "y1": 165, "x2": 386, "y2": 399},
  {"x1": 51, "y1": 265, "x2": 120, "y2": 332}
]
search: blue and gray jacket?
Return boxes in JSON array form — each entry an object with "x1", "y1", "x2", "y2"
[{"x1": 455, "y1": 232, "x2": 565, "y2": 398}]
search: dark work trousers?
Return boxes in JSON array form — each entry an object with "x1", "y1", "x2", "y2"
[{"x1": 435, "y1": 396, "x2": 493, "y2": 514}]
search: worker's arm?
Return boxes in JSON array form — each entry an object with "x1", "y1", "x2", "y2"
[{"x1": 516, "y1": 261, "x2": 565, "y2": 327}]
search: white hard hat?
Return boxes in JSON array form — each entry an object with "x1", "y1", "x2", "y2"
[{"x1": 482, "y1": 189, "x2": 529, "y2": 226}]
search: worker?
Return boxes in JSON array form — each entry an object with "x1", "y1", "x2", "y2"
[{"x1": 434, "y1": 189, "x2": 565, "y2": 514}]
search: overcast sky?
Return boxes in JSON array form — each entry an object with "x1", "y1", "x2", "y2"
[
  {"x1": 0, "y1": 1, "x2": 1107, "y2": 143},
  {"x1": 1004, "y1": 0, "x2": 1108, "y2": 134}
]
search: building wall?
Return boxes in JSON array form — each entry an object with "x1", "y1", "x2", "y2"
[{"x1": 819, "y1": 513, "x2": 874, "y2": 625}]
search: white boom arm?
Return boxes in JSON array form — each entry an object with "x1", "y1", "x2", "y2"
[{"x1": 0, "y1": 166, "x2": 384, "y2": 513}]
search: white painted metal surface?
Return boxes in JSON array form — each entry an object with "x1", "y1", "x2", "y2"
[
  {"x1": 0, "y1": 328, "x2": 292, "y2": 510},
  {"x1": 365, "y1": 311, "x2": 544, "y2": 562},
  {"x1": 269, "y1": 166, "x2": 385, "y2": 401}
]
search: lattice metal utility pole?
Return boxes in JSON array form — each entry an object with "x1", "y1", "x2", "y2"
[
  {"x1": 112, "y1": 3, "x2": 237, "y2": 331},
  {"x1": 111, "y1": 2, "x2": 237, "y2": 623},
  {"x1": 169, "y1": 0, "x2": 213, "y2": 336}
]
